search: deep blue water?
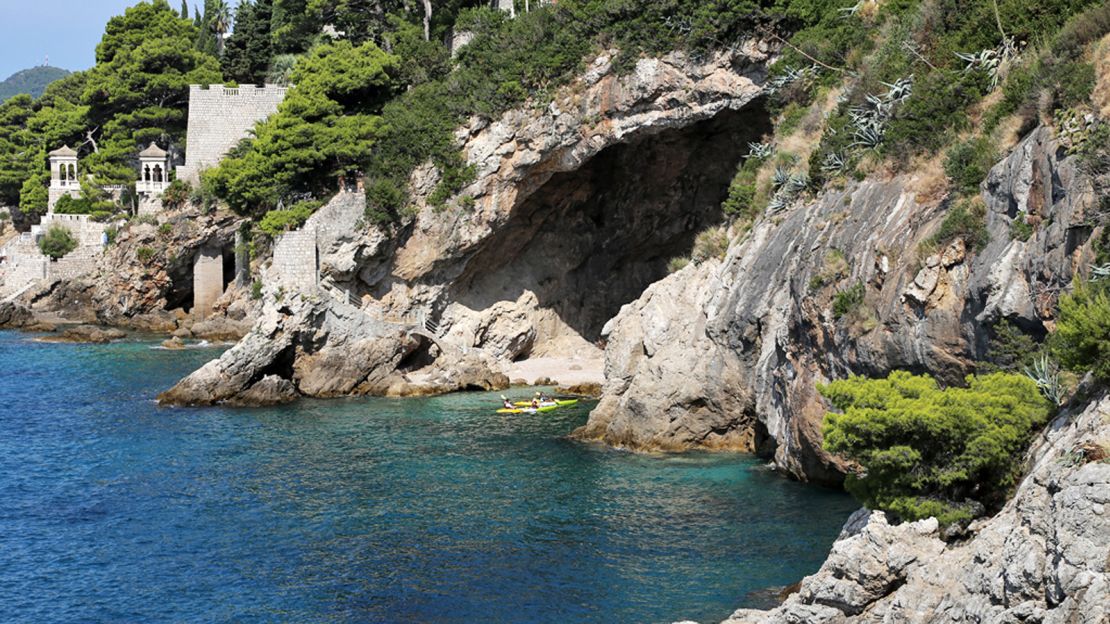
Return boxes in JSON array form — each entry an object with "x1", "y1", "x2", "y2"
[{"x1": 0, "y1": 330, "x2": 855, "y2": 623}]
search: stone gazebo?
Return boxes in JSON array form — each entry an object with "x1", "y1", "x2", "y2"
[
  {"x1": 137, "y1": 142, "x2": 173, "y2": 215},
  {"x1": 47, "y1": 144, "x2": 81, "y2": 212}
]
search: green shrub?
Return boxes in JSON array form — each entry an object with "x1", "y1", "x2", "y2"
[
  {"x1": 722, "y1": 157, "x2": 762, "y2": 221},
  {"x1": 820, "y1": 371, "x2": 1052, "y2": 525},
  {"x1": 666, "y1": 256, "x2": 690, "y2": 273},
  {"x1": 832, "y1": 281, "x2": 865, "y2": 319},
  {"x1": 930, "y1": 197, "x2": 990, "y2": 252},
  {"x1": 944, "y1": 137, "x2": 997, "y2": 196},
  {"x1": 161, "y1": 179, "x2": 192, "y2": 211},
  {"x1": 1054, "y1": 60, "x2": 1096, "y2": 109},
  {"x1": 38, "y1": 225, "x2": 77, "y2": 259},
  {"x1": 884, "y1": 70, "x2": 987, "y2": 163},
  {"x1": 158, "y1": 222, "x2": 173, "y2": 236},
  {"x1": 1010, "y1": 217, "x2": 1034, "y2": 242},
  {"x1": 250, "y1": 279, "x2": 263, "y2": 300},
  {"x1": 257, "y1": 200, "x2": 321, "y2": 237},
  {"x1": 136, "y1": 246, "x2": 155, "y2": 264},
  {"x1": 692, "y1": 227, "x2": 729, "y2": 263},
  {"x1": 981, "y1": 318, "x2": 1042, "y2": 374},
  {"x1": 1051, "y1": 279, "x2": 1110, "y2": 384}
]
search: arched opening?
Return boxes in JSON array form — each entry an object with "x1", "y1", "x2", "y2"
[
  {"x1": 153, "y1": 165, "x2": 163, "y2": 183},
  {"x1": 143, "y1": 165, "x2": 151, "y2": 182},
  {"x1": 445, "y1": 102, "x2": 771, "y2": 359}
]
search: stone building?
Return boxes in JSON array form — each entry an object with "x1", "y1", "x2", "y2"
[
  {"x1": 175, "y1": 84, "x2": 287, "y2": 184},
  {"x1": 47, "y1": 145, "x2": 81, "y2": 212},
  {"x1": 136, "y1": 142, "x2": 173, "y2": 216}
]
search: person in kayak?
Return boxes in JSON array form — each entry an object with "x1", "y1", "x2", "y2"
[
  {"x1": 531, "y1": 396, "x2": 540, "y2": 408},
  {"x1": 539, "y1": 391, "x2": 553, "y2": 403},
  {"x1": 501, "y1": 395, "x2": 514, "y2": 409}
]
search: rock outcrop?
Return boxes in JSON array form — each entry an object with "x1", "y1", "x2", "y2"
[
  {"x1": 578, "y1": 127, "x2": 1099, "y2": 483},
  {"x1": 163, "y1": 45, "x2": 774, "y2": 403},
  {"x1": 715, "y1": 393, "x2": 1110, "y2": 624},
  {"x1": 0, "y1": 301, "x2": 31, "y2": 328},
  {"x1": 29, "y1": 207, "x2": 253, "y2": 335}
]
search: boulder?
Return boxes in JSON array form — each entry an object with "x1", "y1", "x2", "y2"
[{"x1": 0, "y1": 301, "x2": 31, "y2": 328}]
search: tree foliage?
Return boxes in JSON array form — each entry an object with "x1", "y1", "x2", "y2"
[
  {"x1": 821, "y1": 371, "x2": 1051, "y2": 526},
  {"x1": 222, "y1": 0, "x2": 275, "y2": 84},
  {"x1": 204, "y1": 40, "x2": 399, "y2": 214},
  {"x1": 38, "y1": 224, "x2": 78, "y2": 259},
  {"x1": 1051, "y1": 280, "x2": 1110, "y2": 384},
  {"x1": 82, "y1": 0, "x2": 221, "y2": 183}
]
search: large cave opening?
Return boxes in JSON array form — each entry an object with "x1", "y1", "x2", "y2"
[{"x1": 449, "y1": 102, "x2": 771, "y2": 358}]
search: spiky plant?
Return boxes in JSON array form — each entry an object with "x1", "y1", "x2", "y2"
[{"x1": 1024, "y1": 353, "x2": 1065, "y2": 406}]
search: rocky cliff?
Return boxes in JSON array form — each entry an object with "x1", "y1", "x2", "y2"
[
  {"x1": 161, "y1": 44, "x2": 776, "y2": 405},
  {"x1": 23, "y1": 207, "x2": 255, "y2": 338},
  {"x1": 712, "y1": 392, "x2": 1110, "y2": 623},
  {"x1": 576, "y1": 127, "x2": 1100, "y2": 484}
]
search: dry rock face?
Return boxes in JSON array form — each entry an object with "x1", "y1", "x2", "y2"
[
  {"x1": 579, "y1": 127, "x2": 1099, "y2": 483},
  {"x1": 716, "y1": 394, "x2": 1110, "y2": 624}
]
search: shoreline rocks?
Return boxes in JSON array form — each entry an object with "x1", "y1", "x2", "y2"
[
  {"x1": 713, "y1": 394, "x2": 1110, "y2": 624},
  {"x1": 37, "y1": 325, "x2": 127, "y2": 344}
]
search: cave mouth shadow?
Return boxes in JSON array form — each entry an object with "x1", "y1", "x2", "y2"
[{"x1": 449, "y1": 100, "x2": 772, "y2": 354}]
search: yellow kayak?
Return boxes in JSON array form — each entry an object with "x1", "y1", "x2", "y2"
[
  {"x1": 512, "y1": 399, "x2": 578, "y2": 407},
  {"x1": 497, "y1": 405, "x2": 558, "y2": 414}
]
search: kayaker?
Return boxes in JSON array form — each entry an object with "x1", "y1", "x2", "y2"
[
  {"x1": 531, "y1": 396, "x2": 540, "y2": 408},
  {"x1": 501, "y1": 395, "x2": 514, "y2": 409},
  {"x1": 539, "y1": 391, "x2": 553, "y2": 402}
]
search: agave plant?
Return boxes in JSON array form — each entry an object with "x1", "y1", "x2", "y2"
[
  {"x1": 1091, "y1": 263, "x2": 1110, "y2": 282},
  {"x1": 883, "y1": 76, "x2": 913, "y2": 103},
  {"x1": 767, "y1": 192, "x2": 791, "y2": 213},
  {"x1": 838, "y1": 1, "x2": 863, "y2": 18},
  {"x1": 1024, "y1": 353, "x2": 1065, "y2": 406},
  {"x1": 744, "y1": 141, "x2": 775, "y2": 160},
  {"x1": 772, "y1": 165, "x2": 792, "y2": 190},
  {"x1": 821, "y1": 152, "x2": 847, "y2": 174},
  {"x1": 785, "y1": 172, "x2": 810, "y2": 194},
  {"x1": 851, "y1": 123, "x2": 884, "y2": 149}
]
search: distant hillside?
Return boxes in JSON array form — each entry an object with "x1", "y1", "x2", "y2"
[{"x1": 0, "y1": 66, "x2": 71, "y2": 102}]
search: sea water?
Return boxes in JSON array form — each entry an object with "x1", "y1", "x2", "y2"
[{"x1": 0, "y1": 331, "x2": 855, "y2": 623}]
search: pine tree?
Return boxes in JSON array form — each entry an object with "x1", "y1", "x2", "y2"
[{"x1": 180, "y1": 0, "x2": 188, "y2": 19}]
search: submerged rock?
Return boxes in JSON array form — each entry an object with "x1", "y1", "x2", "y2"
[{"x1": 39, "y1": 325, "x2": 127, "y2": 344}]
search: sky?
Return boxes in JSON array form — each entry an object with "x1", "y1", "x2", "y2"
[{"x1": 0, "y1": 0, "x2": 238, "y2": 80}]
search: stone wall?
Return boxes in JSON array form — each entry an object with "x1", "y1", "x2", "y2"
[
  {"x1": 37, "y1": 214, "x2": 107, "y2": 247},
  {"x1": 177, "y1": 84, "x2": 286, "y2": 184},
  {"x1": 272, "y1": 227, "x2": 318, "y2": 293},
  {"x1": 193, "y1": 246, "x2": 225, "y2": 319},
  {"x1": 47, "y1": 186, "x2": 81, "y2": 212},
  {"x1": 137, "y1": 195, "x2": 163, "y2": 217}
]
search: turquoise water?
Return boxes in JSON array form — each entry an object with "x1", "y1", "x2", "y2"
[{"x1": 0, "y1": 330, "x2": 855, "y2": 623}]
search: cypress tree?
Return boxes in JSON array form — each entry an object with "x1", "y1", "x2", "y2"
[
  {"x1": 222, "y1": 0, "x2": 275, "y2": 84},
  {"x1": 180, "y1": 0, "x2": 188, "y2": 19}
]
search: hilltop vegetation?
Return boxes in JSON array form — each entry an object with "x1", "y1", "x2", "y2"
[{"x1": 0, "y1": 66, "x2": 71, "y2": 103}]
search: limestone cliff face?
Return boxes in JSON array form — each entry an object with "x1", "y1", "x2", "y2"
[
  {"x1": 577, "y1": 127, "x2": 1098, "y2": 483},
  {"x1": 716, "y1": 393, "x2": 1110, "y2": 624},
  {"x1": 162, "y1": 45, "x2": 775, "y2": 404}
]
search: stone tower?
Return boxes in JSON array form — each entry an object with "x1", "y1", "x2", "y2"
[
  {"x1": 137, "y1": 143, "x2": 172, "y2": 216},
  {"x1": 47, "y1": 145, "x2": 80, "y2": 212},
  {"x1": 176, "y1": 84, "x2": 286, "y2": 184}
]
